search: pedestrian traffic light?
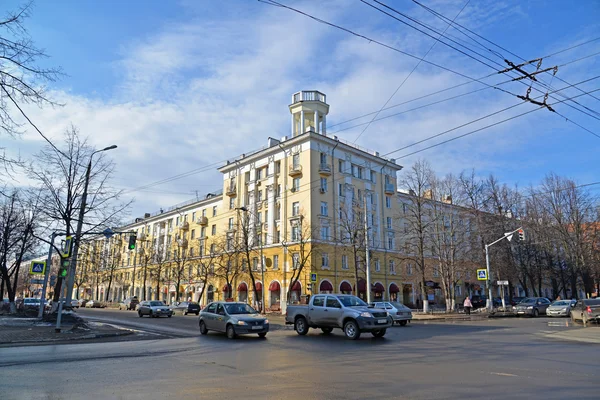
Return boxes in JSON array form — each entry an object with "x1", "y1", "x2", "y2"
[
  {"x1": 128, "y1": 235, "x2": 137, "y2": 250},
  {"x1": 59, "y1": 258, "x2": 70, "y2": 278},
  {"x1": 518, "y1": 229, "x2": 525, "y2": 241}
]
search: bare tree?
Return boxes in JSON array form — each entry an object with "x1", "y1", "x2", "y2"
[
  {"x1": 171, "y1": 238, "x2": 192, "y2": 303},
  {"x1": 337, "y1": 198, "x2": 367, "y2": 297},
  {"x1": 399, "y1": 160, "x2": 435, "y2": 312},
  {"x1": 103, "y1": 243, "x2": 121, "y2": 303},
  {"x1": 283, "y1": 215, "x2": 317, "y2": 303},
  {"x1": 191, "y1": 244, "x2": 218, "y2": 305},
  {"x1": 0, "y1": 2, "x2": 61, "y2": 175},
  {"x1": 151, "y1": 244, "x2": 169, "y2": 302},
  {"x1": 238, "y1": 211, "x2": 262, "y2": 310},
  {"x1": 0, "y1": 190, "x2": 39, "y2": 313},
  {"x1": 28, "y1": 127, "x2": 131, "y2": 303},
  {"x1": 213, "y1": 235, "x2": 242, "y2": 300}
]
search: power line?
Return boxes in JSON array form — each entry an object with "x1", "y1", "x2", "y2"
[{"x1": 353, "y1": 0, "x2": 471, "y2": 143}]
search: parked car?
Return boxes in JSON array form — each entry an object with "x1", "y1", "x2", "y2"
[
  {"x1": 370, "y1": 301, "x2": 412, "y2": 326},
  {"x1": 510, "y1": 297, "x2": 526, "y2": 306},
  {"x1": 513, "y1": 297, "x2": 551, "y2": 317},
  {"x1": 22, "y1": 298, "x2": 43, "y2": 310},
  {"x1": 137, "y1": 301, "x2": 173, "y2": 318},
  {"x1": 84, "y1": 300, "x2": 106, "y2": 308},
  {"x1": 547, "y1": 300, "x2": 577, "y2": 317},
  {"x1": 171, "y1": 301, "x2": 201, "y2": 315},
  {"x1": 199, "y1": 302, "x2": 268, "y2": 339},
  {"x1": 78, "y1": 299, "x2": 90, "y2": 308},
  {"x1": 286, "y1": 294, "x2": 392, "y2": 340},
  {"x1": 570, "y1": 299, "x2": 600, "y2": 325},
  {"x1": 118, "y1": 296, "x2": 139, "y2": 311}
]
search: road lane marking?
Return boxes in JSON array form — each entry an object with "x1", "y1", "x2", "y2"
[{"x1": 490, "y1": 372, "x2": 517, "y2": 377}]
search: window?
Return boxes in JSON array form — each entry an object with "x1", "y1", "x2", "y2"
[
  {"x1": 275, "y1": 161, "x2": 281, "y2": 174},
  {"x1": 191, "y1": 229, "x2": 195, "y2": 239},
  {"x1": 320, "y1": 226, "x2": 329, "y2": 240},
  {"x1": 229, "y1": 197, "x2": 235, "y2": 209},
  {"x1": 389, "y1": 260, "x2": 395, "y2": 273},
  {"x1": 210, "y1": 243, "x2": 215, "y2": 254},
  {"x1": 320, "y1": 152, "x2": 327, "y2": 164},
  {"x1": 456, "y1": 285, "x2": 462, "y2": 297},
  {"x1": 291, "y1": 225, "x2": 299, "y2": 241},
  {"x1": 374, "y1": 259, "x2": 380, "y2": 272},
  {"x1": 292, "y1": 153, "x2": 300, "y2": 167},
  {"x1": 274, "y1": 230, "x2": 280, "y2": 243},
  {"x1": 202, "y1": 209, "x2": 206, "y2": 217},
  {"x1": 200, "y1": 226, "x2": 206, "y2": 237},
  {"x1": 212, "y1": 206, "x2": 217, "y2": 217},
  {"x1": 276, "y1": 184, "x2": 281, "y2": 197},
  {"x1": 192, "y1": 212, "x2": 196, "y2": 222},
  {"x1": 387, "y1": 237, "x2": 394, "y2": 250},
  {"x1": 265, "y1": 165, "x2": 269, "y2": 177},
  {"x1": 313, "y1": 296, "x2": 325, "y2": 307},
  {"x1": 321, "y1": 253, "x2": 329, "y2": 268},
  {"x1": 341, "y1": 255, "x2": 348, "y2": 270},
  {"x1": 199, "y1": 239, "x2": 205, "y2": 255},
  {"x1": 320, "y1": 201, "x2": 328, "y2": 216},
  {"x1": 404, "y1": 223, "x2": 409, "y2": 233},
  {"x1": 293, "y1": 178, "x2": 300, "y2": 191},
  {"x1": 189, "y1": 248, "x2": 194, "y2": 257},
  {"x1": 273, "y1": 255, "x2": 279, "y2": 270},
  {"x1": 292, "y1": 253, "x2": 300, "y2": 269},
  {"x1": 338, "y1": 160, "x2": 344, "y2": 173},
  {"x1": 357, "y1": 166, "x2": 363, "y2": 179},
  {"x1": 275, "y1": 205, "x2": 281, "y2": 220},
  {"x1": 227, "y1": 234, "x2": 234, "y2": 251},
  {"x1": 176, "y1": 216, "x2": 180, "y2": 226},
  {"x1": 257, "y1": 190, "x2": 263, "y2": 202},
  {"x1": 326, "y1": 297, "x2": 341, "y2": 308},
  {"x1": 292, "y1": 202, "x2": 299, "y2": 216},
  {"x1": 370, "y1": 170, "x2": 376, "y2": 182},
  {"x1": 465, "y1": 270, "x2": 471, "y2": 280},
  {"x1": 433, "y1": 265, "x2": 439, "y2": 277},
  {"x1": 386, "y1": 197, "x2": 391, "y2": 208},
  {"x1": 228, "y1": 218, "x2": 234, "y2": 230},
  {"x1": 252, "y1": 257, "x2": 258, "y2": 271},
  {"x1": 320, "y1": 178, "x2": 327, "y2": 191},
  {"x1": 407, "y1": 263, "x2": 413, "y2": 275},
  {"x1": 357, "y1": 189, "x2": 362, "y2": 203},
  {"x1": 256, "y1": 168, "x2": 262, "y2": 180},
  {"x1": 338, "y1": 183, "x2": 343, "y2": 196},
  {"x1": 211, "y1": 225, "x2": 216, "y2": 235},
  {"x1": 387, "y1": 217, "x2": 392, "y2": 229}
]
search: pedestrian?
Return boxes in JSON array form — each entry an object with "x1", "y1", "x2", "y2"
[{"x1": 463, "y1": 297, "x2": 472, "y2": 315}]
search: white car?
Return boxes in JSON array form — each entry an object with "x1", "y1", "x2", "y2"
[{"x1": 371, "y1": 301, "x2": 413, "y2": 326}]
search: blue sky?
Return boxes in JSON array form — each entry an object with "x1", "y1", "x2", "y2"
[{"x1": 3, "y1": 0, "x2": 600, "y2": 218}]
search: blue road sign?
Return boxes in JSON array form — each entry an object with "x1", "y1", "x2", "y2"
[
  {"x1": 310, "y1": 273, "x2": 318, "y2": 282},
  {"x1": 477, "y1": 269, "x2": 488, "y2": 281},
  {"x1": 30, "y1": 261, "x2": 46, "y2": 275}
]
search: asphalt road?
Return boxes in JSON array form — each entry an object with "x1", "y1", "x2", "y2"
[{"x1": 1, "y1": 309, "x2": 598, "y2": 400}]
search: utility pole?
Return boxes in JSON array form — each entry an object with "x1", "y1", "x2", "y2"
[
  {"x1": 38, "y1": 232, "x2": 59, "y2": 319},
  {"x1": 364, "y1": 195, "x2": 371, "y2": 304}
]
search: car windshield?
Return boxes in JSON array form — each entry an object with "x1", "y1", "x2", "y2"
[
  {"x1": 225, "y1": 304, "x2": 257, "y2": 315},
  {"x1": 585, "y1": 299, "x2": 600, "y2": 306},
  {"x1": 520, "y1": 298, "x2": 536, "y2": 305},
  {"x1": 390, "y1": 302, "x2": 408, "y2": 309},
  {"x1": 149, "y1": 301, "x2": 164, "y2": 306},
  {"x1": 551, "y1": 301, "x2": 570, "y2": 306},
  {"x1": 338, "y1": 296, "x2": 368, "y2": 307}
]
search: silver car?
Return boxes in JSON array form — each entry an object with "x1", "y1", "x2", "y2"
[
  {"x1": 547, "y1": 300, "x2": 576, "y2": 317},
  {"x1": 513, "y1": 297, "x2": 551, "y2": 317},
  {"x1": 371, "y1": 301, "x2": 412, "y2": 326},
  {"x1": 199, "y1": 302, "x2": 269, "y2": 339},
  {"x1": 137, "y1": 301, "x2": 173, "y2": 318}
]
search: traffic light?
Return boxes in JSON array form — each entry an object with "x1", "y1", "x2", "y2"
[
  {"x1": 518, "y1": 229, "x2": 525, "y2": 241},
  {"x1": 128, "y1": 235, "x2": 137, "y2": 250},
  {"x1": 59, "y1": 258, "x2": 70, "y2": 278}
]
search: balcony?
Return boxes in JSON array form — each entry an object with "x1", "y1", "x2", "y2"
[
  {"x1": 197, "y1": 216, "x2": 208, "y2": 226},
  {"x1": 289, "y1": 164, "x2": 302, "y2": 177},
  {"x1": 179, "y1": 221, "x2": 189, "y2": 230},
  {"x1": 177, "y1": 239, "x2": 188, "y2": 248},
  {"x1": 385, "y1": 183, "x2": 395, "y2": 195},
  {"x1": 318, "y1": 163, "x2": 331, "y2": 176},
  {"x1": 226, "y1": 185, "x2": 237, "y2": 197},
  {"x1": 292, "y1": 90, "x2": 326, "y2": 104}
]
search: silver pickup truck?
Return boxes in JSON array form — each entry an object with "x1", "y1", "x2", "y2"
[{"x1": 285, "y1": 294, "x2": 393, "y2": 339}]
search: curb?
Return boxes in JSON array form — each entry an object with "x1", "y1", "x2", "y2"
[{"x1": 1, "y1": 328, "x2": 134, "y2": 345}]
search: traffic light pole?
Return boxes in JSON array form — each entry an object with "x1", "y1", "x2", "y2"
[
  {"x1": 38, "y1": 232, "x2": 58, "y2": 319},
  {"x1": 484, "y1": 227, "x2": 524, "y2": 311}
]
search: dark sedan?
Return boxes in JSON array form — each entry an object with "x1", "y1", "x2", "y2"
[
  {"x1": 199, "y1": 302, "x2": 269, "y2": 339},
  {"x1": 513, "y1": 297, "x2": 551, "y2": 317},
  {"x1": 171, "y1": 301, "x2": 201, "y2": 315}
]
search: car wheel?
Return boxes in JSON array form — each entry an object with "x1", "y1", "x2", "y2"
[
  {"x1": 149, "y1": 311, "x2": 153, "y2": 318},
  {"x1": 399, "y1": 320, "x2": 408, "y2": 327},
  {"x1": 321, "y1": 327, "x2": 333, "y2": 334},
  {"x1": 226, "y1": 324, "x2": 236, "y2": 339},
  {"x1": 343, "y1": 320, "x2": 361, "y2": 340},
  {"x1": 168, "y1": 314, "x2": 172, "y2": 318},
  {"x1": 199, "y1": 320, "x2": 208, "y2": 335},
  {"x1": 295, "y1": 317, "x2": 309, "y2": 335},
  {"x1": 138, "y1": 311, "x2": 143, "y2": 317},
  {"x1": 533, "y1": 308, "x2": 539, "y2": 317},
  {"x1": 258, "y1": 332, "x2": 267, "y2": 338},
  {"x1": 184, "y1": 311, "x2": 188, "y2": 316},
  {"x1": 371, "y1": 329, "x2": 386, "y2": 338},
  {"x1": 196, "y1": 312, "x2": 199, "y2": 316}
]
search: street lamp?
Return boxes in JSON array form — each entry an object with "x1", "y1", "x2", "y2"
[
  {"x1": 236, "y1": 206, "x2": 265, "y2": 314},
  {"x1": 65, "y1": 144, "x2": 118, "y2": 305}
]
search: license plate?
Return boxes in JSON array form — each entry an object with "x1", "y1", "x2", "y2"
[
  {"x1": 252, "y1": 325, "x2": 263, "y2": 330},
  {"x1": 517, "y1": 311, "x2": 524, "y2": 314},
  {"x1": 377, "y1": 319, "x2": 387, "y2": 324}
]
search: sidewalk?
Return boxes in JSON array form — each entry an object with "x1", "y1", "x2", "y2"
[
  {"x1": 539, "y1": 326, "x2": 600, "y2": 344},
  {"x1": 0, "y1": 317, "x2": 133, "y2": 346}
]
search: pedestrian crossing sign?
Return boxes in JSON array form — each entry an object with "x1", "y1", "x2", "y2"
[
  {"x1": 477, "y1": 269, "x2": 488, "y2": 281},
  {"x1": 310, "y1": 273, "x2": 317, "y2": 282},
  {"x1": 30, "y1": 261, "x2": 46, "y2": 275}
]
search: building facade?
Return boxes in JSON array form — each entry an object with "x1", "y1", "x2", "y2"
[{"x1": 79, "y1": 91, "x2": 487, "y2": 312}]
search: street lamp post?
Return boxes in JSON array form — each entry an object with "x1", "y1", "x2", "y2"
[
  {"x1": 237, "y1": 206, "x2": 265, "y2": 314},
  {"x1": 65, "y1": 145, "x2": 117, "y2": 306}
]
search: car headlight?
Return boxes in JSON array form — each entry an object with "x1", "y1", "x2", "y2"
[
  {"x1": 527, "y1": 306, "x2": 533, "y2": 309},
  {"x1": 360, "y1": 312, "x2": 373, "y2": 318},
  {"x1": 237, "y1": 320, "x2": 247, "y2": 325},
  {"x1": 264, "y1": 319, "x2": 269, "y2": 324}
]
